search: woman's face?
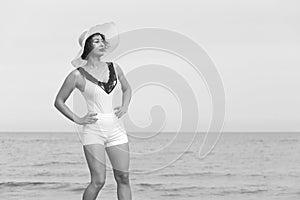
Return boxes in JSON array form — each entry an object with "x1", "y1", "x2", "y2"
[{"x1": 89, "y1": 34, "x2": 107, "y2": 57}]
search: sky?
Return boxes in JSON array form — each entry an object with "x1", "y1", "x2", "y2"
[{"x1": 0, "y1": 0, "x2": 299, "y2": 132}]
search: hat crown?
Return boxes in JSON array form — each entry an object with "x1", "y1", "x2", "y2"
[{"x1": 78, "y1": 31, "x2": 87, "y2": 47}]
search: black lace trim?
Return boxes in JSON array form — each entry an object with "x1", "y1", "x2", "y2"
[{"x1": 77, "y1": 62, "x2": 117, "y2": 94}]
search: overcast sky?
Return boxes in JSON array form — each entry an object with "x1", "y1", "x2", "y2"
[{"x1": 0, "y1": 0, "x2": 299, "y2": 132}]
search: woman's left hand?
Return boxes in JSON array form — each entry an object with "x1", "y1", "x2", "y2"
[{"x1": 114, "y1": 106, "x2": 127, "y2": 118}]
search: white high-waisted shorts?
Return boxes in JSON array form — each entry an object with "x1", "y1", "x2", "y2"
[{"x1": 79, "y1": 112, "x2": 128, "y2": 147}]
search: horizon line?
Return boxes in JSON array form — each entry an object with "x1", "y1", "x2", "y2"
[{"x1": 0, "y1": 131, "x2": 299, "y2": 134}]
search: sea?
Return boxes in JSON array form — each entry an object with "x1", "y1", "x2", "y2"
[{"x1": 0, "y1": 132, "x2": 299, "y2": 200}]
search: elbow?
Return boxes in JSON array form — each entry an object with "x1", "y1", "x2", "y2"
[
  {"x1": 54, "y1": 98, "x2": 62, "y2": 109},
  {"x1": 54, "y1": 100, "x2": 59, "y2": 109}
]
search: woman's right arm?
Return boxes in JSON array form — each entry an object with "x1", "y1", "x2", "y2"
[{"x1": 54, "y1": 70, "x2": 82, "y2": 125}]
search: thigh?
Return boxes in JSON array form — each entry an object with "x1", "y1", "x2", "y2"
[
  {"x1": 106, "y1": 143, "x2": 130, "y2": 172},
  {"x1": 83, "y1": 144, "x2": 107, "y2": 180}
]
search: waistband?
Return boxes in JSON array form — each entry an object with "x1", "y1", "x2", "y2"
[{"x1": 94, "y1": 112, "x2": 116, "y2": 118}]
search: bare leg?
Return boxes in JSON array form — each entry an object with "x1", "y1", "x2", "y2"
[
  {"x1": 106, "y1": 143, "x2": 132, "y2": 200},
  {"x1": 82, "y1": 144, "x2": 106, "y2": 200}
]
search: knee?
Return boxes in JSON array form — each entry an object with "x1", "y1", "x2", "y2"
[
  {"x1": 91, "y1": 177, "x2": 106, "y2": 189},
  {"x1": 114, "y1": 171, "x2": 130, "y2": 185}
]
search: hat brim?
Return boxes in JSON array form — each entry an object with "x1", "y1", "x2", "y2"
[{"x1": 71, "y1": 22, "x2": 119, "y2": 68}]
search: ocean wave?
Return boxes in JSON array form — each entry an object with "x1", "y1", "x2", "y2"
[
  {"x1": 136, "y1": 183, "x2": 163, "y2": 188},
  {"x1": 159, "y1": 172, "x2": 236, "y2": 177},
  {"x1": 161, "y1": 193, "x2": 184, "y2": 196},
  {"x1": 0, "y1": 181, "x2": 87, "y2": 190},
  {"x1": 67, "y1": 187, "x2": 85, "y2": 192},
  {"x1": 217, "y1": 188, "x2": 268, "y2": 195},
  {"x1": 279, "y1": 139, "x2": 299, "y2": 143},
  {"x1": 158, "y1": 186, "x2": 203, "y2": 192},
  {"x1": 147, "y1": 185, "x2": 269, "y2": 195},
  {"x1": 248, "y1": 173, "x2": 267, "y2": 178},
  {"x1": 33, "y1": 171, "x2": 86, "y2": 177},
  {"x1": 0, "y1": 181, "x2": 62, "y2": 188},
  {"x1": 31, "y1": 161, "x2": 82, "y2": 167},
  {"x1": 0, "y1": 138, "x2": 73, "y2": 143},
  {"x1": 249, "y1": 139, "x2": 264, "y2": 143},
  {"x1": 159, "y1": 171, "x2": 282, "y2": 178}
]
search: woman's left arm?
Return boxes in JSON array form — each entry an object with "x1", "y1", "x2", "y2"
[{"x1": 114, "y1": 62, "x2": 132, "y2": 117}]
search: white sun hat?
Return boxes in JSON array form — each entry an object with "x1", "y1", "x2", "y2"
[{"x1": 71, "y1": 22, "x2": 119, "y2": 68}]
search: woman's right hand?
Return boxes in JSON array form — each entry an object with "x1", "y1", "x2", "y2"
[{"x1": 77, "y1": 112, "x2": 98, "y2": 125}]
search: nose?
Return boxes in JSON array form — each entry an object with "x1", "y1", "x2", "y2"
[{"x1": 99, "y1": 43, "x2": 105, "y2": 48}]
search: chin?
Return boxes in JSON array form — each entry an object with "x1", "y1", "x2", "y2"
[{"x1": 93, "y1": 52, "x2": 103, "y2": 57}]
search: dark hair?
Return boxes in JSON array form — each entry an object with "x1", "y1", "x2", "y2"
[{"x1": 81, "y1": 33, "x2": 109, "y2": 60}]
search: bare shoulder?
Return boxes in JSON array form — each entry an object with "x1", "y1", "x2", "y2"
[
  {"x1": 68, "y1": 68, "x2": 82, "y2": 80},
  {"x1": 55, "y1": 68, "x2": 83, "y2": 103},
  {"x1": 70, "y1": 68, "x2": 82, "y2": 77},
  {"x1": 64, "y1": 68, "x2": 83, "y2": 88}
]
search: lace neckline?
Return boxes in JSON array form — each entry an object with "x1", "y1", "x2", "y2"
[{"x1": 77, "y1": 62, "x2": 118, "y2": 94}]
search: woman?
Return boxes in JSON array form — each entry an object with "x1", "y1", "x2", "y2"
[{"x1": 54, "y1": 22, "x2": 132, "y2": 200}]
